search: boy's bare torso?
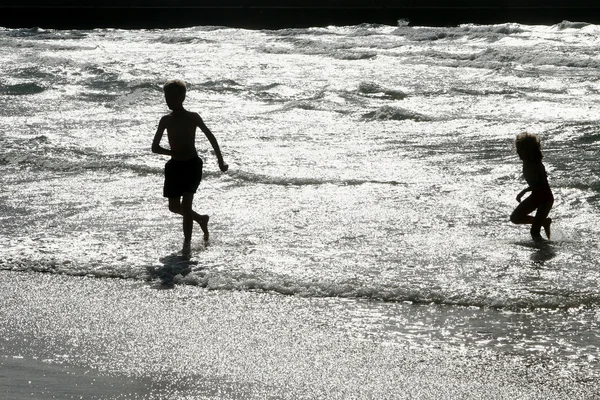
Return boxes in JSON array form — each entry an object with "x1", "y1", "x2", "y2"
[{"x1": 164, "y1": 110, "x2": 198, "y2": 161}]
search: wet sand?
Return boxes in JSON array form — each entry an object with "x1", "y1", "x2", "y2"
[{"x1": 0, "y1": 270, "x2": 597, "y2": 399}]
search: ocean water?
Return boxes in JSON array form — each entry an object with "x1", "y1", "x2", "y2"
[{"x1": 1, "y1": 20, "x2": 599, "y2": 382}]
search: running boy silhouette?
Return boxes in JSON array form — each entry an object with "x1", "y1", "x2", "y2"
[
  {"x1": 510, "y1": 132, "x2": 553, "y2": 241},
  {"x1": 152, "y1": 79, "x2": 228, "y2": 254}
]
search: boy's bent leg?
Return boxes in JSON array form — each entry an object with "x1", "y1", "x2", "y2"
[
  {"x1": 191, "y1": 209, "x2": 209, "y2": 242},
  {"x1": 172, "y1": 195, "x2": 208, "y2": 243},
  {"x1": 197, "y1": 214, "x2": 209, "y2": 242}
]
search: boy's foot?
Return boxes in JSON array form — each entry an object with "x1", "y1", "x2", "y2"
[
  {"x1": 198, "y1": 215, "x2": 209, "y2": 241},
  {"x1": 182, "y1": 240, "x2": 191, "y2": 256},
  {"x1": 543, "y1": 218, "x2": 552, "y2": 240}
]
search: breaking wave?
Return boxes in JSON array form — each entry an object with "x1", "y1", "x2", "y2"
[
  {"x1": 362, "y1": 106, "x2": 431, "y2": 122},
  {"x1": 3, "y1": 257, "x2": 599, "y2": 311}
]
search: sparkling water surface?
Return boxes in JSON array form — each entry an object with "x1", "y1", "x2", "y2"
[{"x1": 1, "y1": 22, "x2": 599, "y2": 378}]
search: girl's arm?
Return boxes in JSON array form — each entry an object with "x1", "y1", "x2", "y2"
[
  {"x1": 517, "y1": 161, "x2": 546, "y2": 202},
  {"x1": 516, "y1": 187, "x2": 532, "y2": 202}
]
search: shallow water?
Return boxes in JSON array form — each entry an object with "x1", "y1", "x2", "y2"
[{"x1": 1, "y1": 21, "x2": 599, "y2": 378}]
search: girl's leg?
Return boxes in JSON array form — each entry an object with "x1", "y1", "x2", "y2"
[
  {"x1": 510, "y1": 196, "x2": 537, "y2": 225},
  {"x1": 532, "y1": 201, "x2": 553, "y2": 239},
  {"x1": 510, "y1": 195, "x2": 553, "y2": 240}
]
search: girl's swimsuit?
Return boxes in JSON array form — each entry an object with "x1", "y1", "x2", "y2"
[
  {"x1": 523, "y1": 160, "x2": 554, "y2": 205},
  {"x1": 529, "y1": 184, "x2": 554, "y2": 205},
  {"x1": 163, "y1": 155, "x2": 203, "y2": 198}
]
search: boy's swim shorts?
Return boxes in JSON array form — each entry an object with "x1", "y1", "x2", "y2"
[{"x1": 163, "y1": 156, "x2": 203, "y2": 198}]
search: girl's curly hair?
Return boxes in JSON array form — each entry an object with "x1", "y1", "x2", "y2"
[{"x1": 515, "y1": 132, "x2": 543, "y2": 161}]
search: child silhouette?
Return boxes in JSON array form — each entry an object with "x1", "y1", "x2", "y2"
[
  {"x1": 510, "y1": 132, "x2": 553, "y2": 241},
  {"x1": 152, "y1": 79, "x2": 228, "y2": 255}
]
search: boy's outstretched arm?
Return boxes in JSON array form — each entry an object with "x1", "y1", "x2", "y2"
[
  {"x1": 196, "y1": 114, "x2": 228, "y2": 172},
  {"x1": 151, "y1": 117, "x2": 173, "y2": 156}
]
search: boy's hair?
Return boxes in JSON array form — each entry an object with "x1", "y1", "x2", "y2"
[
  {"x1": 515, "y1": 132, "x2": 543, "y2": 161},
  {"x1": 163, "y1": 79, "x2": 187, "y2": 99}
]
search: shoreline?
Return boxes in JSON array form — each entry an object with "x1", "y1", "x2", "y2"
[{"x1": 1, "y1": 270, "x2": 598, "y2": 399}]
